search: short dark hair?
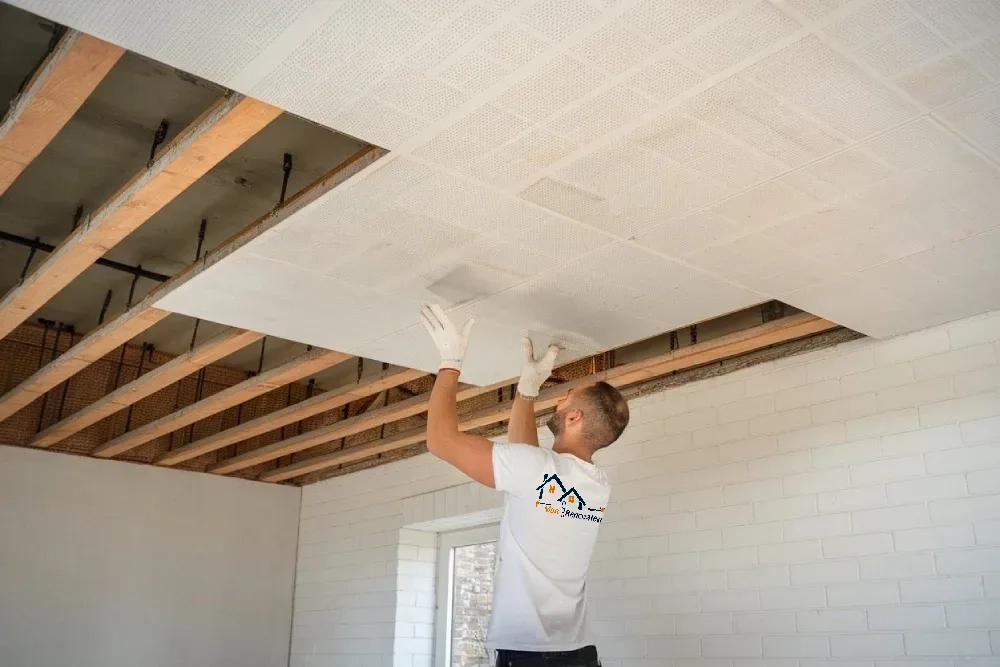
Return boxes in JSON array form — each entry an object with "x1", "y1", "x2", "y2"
[{"x1": 577, "y1": 382, "x2": 629, "y2": 451}]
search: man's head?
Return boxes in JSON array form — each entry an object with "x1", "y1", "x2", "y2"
[{"x1": 548, "y1": 382, "x2": 630, "y2": 457}]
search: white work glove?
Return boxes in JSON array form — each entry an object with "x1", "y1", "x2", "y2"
[
  {"x1": 420, "y1": 304, "x2": 475, "y2": 373},
  {"x1": 517, "y1": 338, "x2": 560, "y2": 398}
]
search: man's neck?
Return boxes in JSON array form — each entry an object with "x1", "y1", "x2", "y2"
[{"x1": 553, "y1": 439, "x2": 594, "y2": 463}]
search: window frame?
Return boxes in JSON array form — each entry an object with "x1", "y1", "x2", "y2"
[{"x1": 434, "y1": 523, "x2": 501, "y2": 667}]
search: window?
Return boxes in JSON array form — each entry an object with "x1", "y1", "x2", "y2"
[{"x1": 435, "y1": 524, "x2": 500, "y2": 667}]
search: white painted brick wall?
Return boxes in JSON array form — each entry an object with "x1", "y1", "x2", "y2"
[{"x1": 291, "y1": 311, "x2": 1000, "y2": 666}]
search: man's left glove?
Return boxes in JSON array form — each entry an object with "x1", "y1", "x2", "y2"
[
  {"x1": 420, "y1": 304, "x2": 475, "y2": 373},
  {"x1": 517, "y1": 337, "x2": 560, "y2": 398}
]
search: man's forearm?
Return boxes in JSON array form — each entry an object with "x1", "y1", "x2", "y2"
[
  {"x1": 427, "y1": 369, "x2": 461, "y2": 452},
  {"x1": 508, "y1": 393, "x2": 539, "y2": 446}
]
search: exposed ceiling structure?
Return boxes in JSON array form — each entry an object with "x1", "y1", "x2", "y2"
[
  {"x1": 7, "y1": 0, "x2": 998, "y2": 385},
  {"x1": 2, "y1": 0, "x2": 997, "y2": 484}
]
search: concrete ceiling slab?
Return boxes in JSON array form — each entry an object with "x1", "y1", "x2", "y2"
[{"x1": 9, "y1": 0, "x2": 1000, "y2": 384}]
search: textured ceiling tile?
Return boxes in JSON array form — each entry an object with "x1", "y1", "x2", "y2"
[
  {"x1": 895, "y1": 55, "x2": 991, "y2": 109},
  {"x1": 633, "y1": 212, "x2": 745, "y2": 259},
  {"x1": 516, "y1": 0, "x2": 602, "y2": 42},
  {"x1": 493, "y1": 53, "x2": 609, "y2": 122},
  {"x1": 850, "y1": 19, "x2": 950, "y2": 77},
  {"x1": 935, "y1": 85, "x2": 1000, "y2": 161},
  {"x1": 674, "y1": 0, "x2": 804, "y2": 74},
  {"x1": 407, "y1": 3, "x2": 499, "y2": 73},
  {"x1": 33, "y1": 0, "x2": 1000, "y2": 375},
  {"x1": 707, "y1": 178, "x2": 823, "y2": 231},
  {"x1": 783, "y1": 0, "x2": 854, "y2": 21},
  {"x1": 825, "y1": 0, "x2": 916, "y2": 47},
  {"x1": 744, "y1": 36, "x2": 920, "y2": 139},
  {"x1": 622, "y1": 0, "x2": 743, "y2": 46},
  {"x1": 906, "y1": 0, "x2": 1000, "y2": 43},
  {"x1": 548, "y1": 85, "x2": 657, "y2": 144},
  {"x1": 626, "y1": 56, "x2": 704, "y2": 102},
  {"x1": 571, "y1": 22, "x2": 658, "y2": 76},
  {"x1": 682, "y1": 75, "x2": 846, "y2": 167}
]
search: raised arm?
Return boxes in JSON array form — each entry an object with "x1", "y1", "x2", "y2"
[
  {"x1": 508, "y1": 338, "x2": 560, "y2": 447},
  {"x1": 420, "y1": 305, "x2": 496, "y2": 487}
]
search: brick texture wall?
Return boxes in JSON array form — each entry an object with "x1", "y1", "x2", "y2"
[{"x1": 292, "y1": 310, "x2": 1000, "y2": 667}]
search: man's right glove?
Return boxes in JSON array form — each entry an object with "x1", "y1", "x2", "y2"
[{"x1": 517, "y1": 338, "x2": 560, "y2": 399}]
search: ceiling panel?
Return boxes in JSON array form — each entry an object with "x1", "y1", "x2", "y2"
[{"x1": 14, "y1": 0, "x2": 1000, "y2": 382}]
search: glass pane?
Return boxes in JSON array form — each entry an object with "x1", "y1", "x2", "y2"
[{"x1": 450, "y1": 542, "x2": 497, "y2": 667}]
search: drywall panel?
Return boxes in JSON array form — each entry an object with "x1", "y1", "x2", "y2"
[
  {"x1": 14, "y1": 0, "x2": 1000, "y2": 380},
  {"x1": 0, "y1": 446, "x2": 300, "y2": 667}
]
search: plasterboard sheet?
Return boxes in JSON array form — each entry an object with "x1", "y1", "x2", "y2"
[{"x1": 15, "y1": 0, "x2": 1000, "y2": 382}]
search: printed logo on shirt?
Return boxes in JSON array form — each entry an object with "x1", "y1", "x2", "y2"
[{"x1": 534, "y1": 473, "x2": 605, "y2": 522}]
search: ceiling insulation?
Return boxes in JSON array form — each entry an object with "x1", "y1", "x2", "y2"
[{"x1": 11, "y1": 0, "x2": 1000, "y2": 384}]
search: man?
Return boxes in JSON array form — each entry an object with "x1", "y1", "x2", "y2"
[{"x1": 419, "y1": 304, "x2": 630, "y2": 667}]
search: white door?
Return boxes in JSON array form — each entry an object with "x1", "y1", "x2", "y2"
[{"x1": 435, "y1": 524, "x2": 501, "y2": 667}]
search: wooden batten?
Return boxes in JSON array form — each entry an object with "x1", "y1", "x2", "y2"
[
  {"x1": 91, "y1": 347, "x2": 351, "y2": 459},
  {"x1": 0, "y1": 93, "x2": 282, "y2": 341},
  {"x1": 30, "y1": 328, "x2": 263, "y2": 448},
  {"x1": 0, "y1": 31, "x2": 123, "y2": 196},
  {"x1": 260, "y1": 314, "x2": 839, "y2": 483},
  {"x1": 0, "y1": 306, "x2": 171, "y2": 423},
  {"x1": 208, "y1": 380, "x2": 507, "y2": 475},
  {"x1": 155, "y1": 367, "x2": 426, "y2": 466},
  {"x1": 0, "y1": 146, "x2": 385, "y2": 427}
]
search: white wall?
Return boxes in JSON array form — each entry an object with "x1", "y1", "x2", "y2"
[
  {"x1": 293, "y1": 310, "x2": 1000, "y2": 667},
  {"x1": 0, "y1": 446, "x2": 301, "y2": 667}
]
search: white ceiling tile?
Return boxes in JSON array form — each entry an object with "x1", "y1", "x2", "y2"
[
  {"x1": 708, "y1": 178, "x2": 823, "y2": 230},
  {"x1": 825, "y1": 0, "x2": 917, "y2": 47},
  {"x1": 571, "y1": 22, "x2": 658, "y2": 76},
  {"x1": 674, "y1": 1, "x2": 804, "y2": 74},
  {"x1": 626, "y1": 56, "x2": 704, "y2": 102},
  {"x1": 681, "y1": 75, "x2": 846, "y2": 167},
  {"x1": 633, "y1": 212, "x2": 745, "y2": 258},
  {"x1": 895, "y1": 55, "x2": 991, "y2": 109},
  {"x1": 906, "y1": 0, "x2": 1000, "y2": 43},
  {"x1": 962, "y1": 35, "x2": 1000, "y2": 82},
  {"x1": 28, "y1": 0, "x2": 1000, "y2": 376},
  {"x1": 935, "y1": 85, "x2": 1000, "y2": 161},
  {"x1": 493, "y1": 53, "x2": 608, "y2": 121},
  {"x1": 851, "y1": 19, "x2": 950, "y2": 77},
  {"x1": 406, "y1": 3, "x2": 499, "y2": 73},
  {"x1": 548, "y1": 85, "x2": 657, "y2": 144},
  {"x1": 622, "y1": 0, "x2": 743, "y2": 46},
  {"x1": 744, "y1": 36, "x2": 920, "y2": 138},
  {"x1": 516, "y1": 0, "x2": 602, "y2": 42},
  {"x1": 783, "y1": 0, "x2": 854, "y2": 21}
]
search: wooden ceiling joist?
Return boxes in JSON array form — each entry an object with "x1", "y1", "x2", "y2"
[
  {"x1": 0, "y1": 306, "x2": 170, "y2": 424},
  {"x1": 0, "y1": 92, "x2": 282, "y2": 341},
  {"x1": 29, "y1": 328, "x2": 263, "y2": 449},
  {"x1": 0, "y1": 30, "x2": 124, "y2": 197},
  {"x1": 154, "y1": 366, "x2": 426, "y2": 467},
  {"x1": 0, "y1": 146, "x2": 385, "y2": 426},
  {"x1": 260, "y1": 313, "x2": 839, "y2": 483},
  {"x1": 91, "y1": 347, "x2": 351, "y2": 459},
  {"x1": 207, "y1": 380, "x2": 508, "y2": 475}
]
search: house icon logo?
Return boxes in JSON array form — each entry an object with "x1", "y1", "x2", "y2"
[{"x1": 534, "y1": 473, "x2": 604, "y2": 522}]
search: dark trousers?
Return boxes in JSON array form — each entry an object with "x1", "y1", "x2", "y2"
[{"x1": 494, "y1": 645, "x2": 600, "y2": 667}]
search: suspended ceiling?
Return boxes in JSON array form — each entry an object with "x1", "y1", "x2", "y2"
[{"x1": 10, "y1": 0, "x2": 1000, "y2": 385}]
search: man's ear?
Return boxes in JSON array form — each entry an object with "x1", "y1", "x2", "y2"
[{"x1": 565, "y1": 408, "x2": 584, "y2": 426}]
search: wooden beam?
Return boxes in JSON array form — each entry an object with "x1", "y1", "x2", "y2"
[
  {"x1": 91, "y1": 347, "x2": 351, "y2": 459},
  {"x1": 0, "y1": 306, "x2": 170, "y2": 423},
  {"x1": 30, "y1": 328, "x2": 263, "y2": 449},
  {"x1": 260, "y1": 314, "x2": 839, "y2": 482},
  {"x1": 0, "y1": 92, "x2": 282, "y2": 341},
  {"x1": 0, "y1": 146, "x2": 385, "y2": 425},
  {"x1": 0, "y1": 30, "x2": 123, "y2": 196},
  {"x1": 154, "y1": 367, "x2": 425, "y2": 467},
  {"x1": 208, "y1": 380, "x2": 506, "y2": 475}
]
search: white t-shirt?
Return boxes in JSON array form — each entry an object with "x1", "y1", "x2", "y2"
[{"x1": 485, "y1": 442, "x2": 611, "y2": 652}]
